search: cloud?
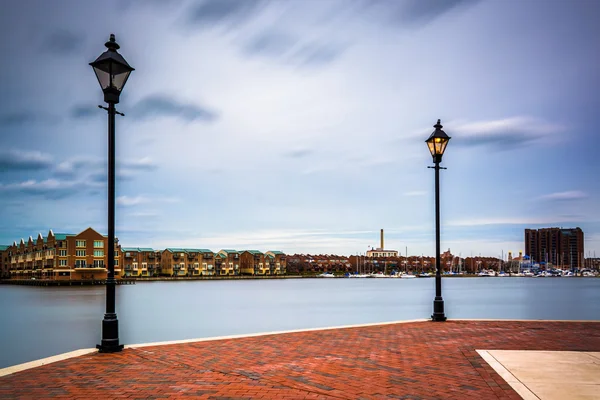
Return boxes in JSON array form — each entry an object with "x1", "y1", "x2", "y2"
[
  {"x1": 243, "y1": 30, "x2": 346, "y2": 67},
  {"x1": 117, "y1": 196, "x2": 150, "y2": 207},
  {"x1": 54, "y1": 156, "x2": 103, "y2": 177},
  {"x1": 538, "y1": 191, "x2": 588, "y2": 201},
  {"x1": 71, "y1": 105, "x2": 100, "y2": 119},
  {"x1": 0, "y1": 179, "x2": 101, "y2": 200},
  {"x1": 117, "y1": 195, "x2": 179, "y2": 207},
  {"x1": 362, "y1": 0, "x2": 480, "y2": 26},
  {"x1": 40, "y1": 29, "x2": 85, "y2": 55},
  {"x1": 286, "y1": 148, "x2": 313, "y2": 158},
  {"x1": 186, "y1": 0, "x2": 267, "y2": 28},
  {"x1": 122, "y1": 157, "x2": 158, "y2": 170},
  {"x1": 404, "y1": 191, "x2": 427, "y2": 196},
  {"x1": 451, "y1": 117, "x2": 566, "y2": 149},
  {"x1": 402, "y1": 117, "x2": 566, "y2": 151},
  {"x1": 129, "y1": 94, "x2": 218, "y2": 122},
  {"x1": 0, "y1": 111, "x2": 60, "y2": 126},
  {"x1": 55, "y1": 156, "x2": 157, "y2": 183},
  {"x1": 0, "y1": 150, "x2": 54, "y2": 171},
  {"x1": 447, "y1": 216, "x2": 590, "y2": 227}
]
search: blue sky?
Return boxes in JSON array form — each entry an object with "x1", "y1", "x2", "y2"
[{"x1": 1, "y1": 0, "x2": 599, "y2": 257}]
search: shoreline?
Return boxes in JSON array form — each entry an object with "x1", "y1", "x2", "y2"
[{"x1": 1, "y1": 273, "x2": 597, "y2": 286}]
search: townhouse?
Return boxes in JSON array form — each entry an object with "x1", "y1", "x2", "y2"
[
  {"x1": 2, "y1": 230, "x2": 288, "y2": 280},
  {"x1": 0, "y1": 245, "x2": 9, "y2": 279},
  {"x1": 5, "y1": 228, "x2": 122, "y2": 280},
  {"x1": 216, "y1": 250, "x2": 240, "y2": 275},
  {"x1": 265, "y1": 251, "x2": 287, "y2": 275},
  {"x1": 240, "y1": 250, "x2": 266, "y2": 275},
  {"x1": 160, "y1": 248, "x2": 215, "y2": 277},
  {"x1": 122, "y1": 248, "x2": 160, "y2": 277}
]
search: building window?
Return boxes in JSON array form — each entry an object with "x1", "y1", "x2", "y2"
[
  {"x1": 133, "y1": 263, "x2": 138, "y2": 270},
  {"x1": 114, "y1": 251, "x2": 119, "y2": 256},
  {"x1": 59, "y1": 250, "x2": 67, "y2": 257},
  {"x1": 194, "y1": 263, "x2": 199, "y2": 269},
  {"x1": 59, "y1": 260, "x2": 67, "y2": 266},
  {"x1": 76, "y1": 260, "x2": 86, "y2": 268},
  {"x1": 94, "y1": 260, "x2": 104, "y2": 268},
  {"x1": 94, "y1": 241, "x2": 104, "y2": 248},
  {"x1": 114, "y1": 259, "x2": 119, "y2": 266},
  {"x1": 76, "y1": 240, "x2": 86, "y2": 248},
  {"x1": 94, "y1": 250, "x2": 104, "y2": 257},
  {"x1": 76, "y1": 250, "x2": 86, "y2": 257}
]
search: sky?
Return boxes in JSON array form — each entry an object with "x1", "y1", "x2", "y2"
[{"x1": 1, "y1": 0, "x2": 599, "y2": 258}]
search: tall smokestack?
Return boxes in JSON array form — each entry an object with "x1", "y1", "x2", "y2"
[{"x1": 380, "y1": 229, "x2": 384, "y2": 250}]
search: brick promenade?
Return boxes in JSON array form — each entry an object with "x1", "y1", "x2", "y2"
[{"x1": 1, "y1": 320, "x2": 599, "y2": 399}]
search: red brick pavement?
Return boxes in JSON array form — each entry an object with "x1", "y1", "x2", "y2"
[{"x1": 1, "y1": 320, "x2": 599, "y2": 399}]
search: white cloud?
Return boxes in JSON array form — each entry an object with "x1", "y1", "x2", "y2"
[
  {"x1": 447, "y1": 216, "x2": 590, "y2": 227},
  {"x1": 404, "y1": 190, "x2": 427, "y2": 196},
  {"x1": 117, "y1": 195, "x2": 179, "y2": 207},
  {"x1": 538, "y1": 191, "x2": 587, "y2": 201},
  {"x1": 0, "y1": 149, "x2": 53, "y2": 170}
]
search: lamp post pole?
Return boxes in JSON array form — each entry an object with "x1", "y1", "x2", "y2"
[
  {"x1": 91, "y1": 34, "x2": 134, "y2": 353},
  {"x1": 426, "y1": 119, "x2": 450, "y2": 322},
  {"x1": 432, "y1": 155, "x2": 446, "y2": 321},
  {"x1": 98, "y1": 99, "x2": 121, "y2": 352}
]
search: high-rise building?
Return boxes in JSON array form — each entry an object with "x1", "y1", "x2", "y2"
[{"x1": 524, "y1": 227, "x2": 584, "y2": 269}]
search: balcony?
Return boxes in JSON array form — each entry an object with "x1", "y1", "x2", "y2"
[
  {"x1": 187, "y1": 253, "x2": 197, "y2": 259},
  {"x1": 173, "y1": 254, "x2": 180, "y2": 259},
  {"x1": 203, "y1": 254, "x2": 213, "y2": 259},
  {"x1": 148, "y1": 253, "x2": 155, "y2": 259}
]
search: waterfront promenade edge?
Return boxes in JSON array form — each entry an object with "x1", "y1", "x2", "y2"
[{"x1": 1, "y1": 319, "x2": 599, "y2": 399}]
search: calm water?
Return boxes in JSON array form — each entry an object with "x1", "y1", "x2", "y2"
[{"x1": 0, "y1": 277, "x2": 599, "y2": 368}]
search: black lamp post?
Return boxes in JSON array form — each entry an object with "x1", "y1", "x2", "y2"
[
  {"x1": 426, "y1": 119, "x2": 451, "y2": 322},
  {"x1": 90, "y1": 34, "x2": 134, "y2": 353}
]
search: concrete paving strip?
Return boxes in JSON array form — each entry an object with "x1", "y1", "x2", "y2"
[
  {"x1": 125, "y1": 318, "x2": 430, "y2": 348},
  {"x1": 479, "y1": 350, "x2": 600, "y2": 400},
  {"x1": 0, "y1": 348, "x2": 97, "y2": 378}
]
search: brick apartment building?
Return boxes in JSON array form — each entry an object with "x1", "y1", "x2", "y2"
[
  {"x1": 525, "y1": 227, "x2": 584, "y2": 268},
  {"x1": 0, "y1": 245, "x2": 9, "y2": 279},
  {"x1": 4, "y1": 228, "x2": 123, "y2": 280},
  {"x1": 122, "y1": 247, "x2": 161, "y2": 277}
]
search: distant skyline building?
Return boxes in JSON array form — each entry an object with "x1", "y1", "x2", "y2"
[
  {"x1": 524, "y1": 227, "x2": 584, "y2": 269},
  {"x1": 366, "y1": 229, "x2": 399, "y2": 258}
]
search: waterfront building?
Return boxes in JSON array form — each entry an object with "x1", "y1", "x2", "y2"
[
  {"x1": 366, "y1": 229, "x2": 399, "y2": 258},
  {"x1": 240, "y1": 250, "x2": 266, "y2": 275},
  {"x1": 160, "y1": 248, "x2": 215, "y2": 277},
  {"x1": 265, "y1": 251, "x2": 287, "y2": 275},
  {"x1": 0, "y1": 245, "x2": 9, "y2": 278},
  {"x1": 6, "y1": 228, "x2": 122, "y2": 280},
  {"x1": 216, "y1": 250, "x2": 240, "y2": 275},
  {"x1": 525, "y1": 227, "x2": 584, "y2": 269},
  {"x1": 122, "y1": 248, "x2": 159, "y2": 277}
]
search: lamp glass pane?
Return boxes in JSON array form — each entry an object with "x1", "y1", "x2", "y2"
[
  {"x1": 111, "y1": 70, "x2": 131, "y2": 91},
  {"x1": 427, "y1": 141, "x2": 436, "y2": 156},
  {"x1": 439, "y1": 140, "x2": 448, "y2": 155},
  {"x1": 93, "y1": 66, "x2": 110, "y2": 90}
]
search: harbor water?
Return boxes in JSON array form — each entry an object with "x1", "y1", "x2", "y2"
[{"x1": 0, "y1": 277, "x2": 598, "y2": 368}]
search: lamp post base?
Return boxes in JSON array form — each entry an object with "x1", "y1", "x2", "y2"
[
  {"x1": 97, "y1": 313, "x2": 123, "y2": 353},
  {"x1": 431, "y1": 297, "x2": 447, "y2": 322}
]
